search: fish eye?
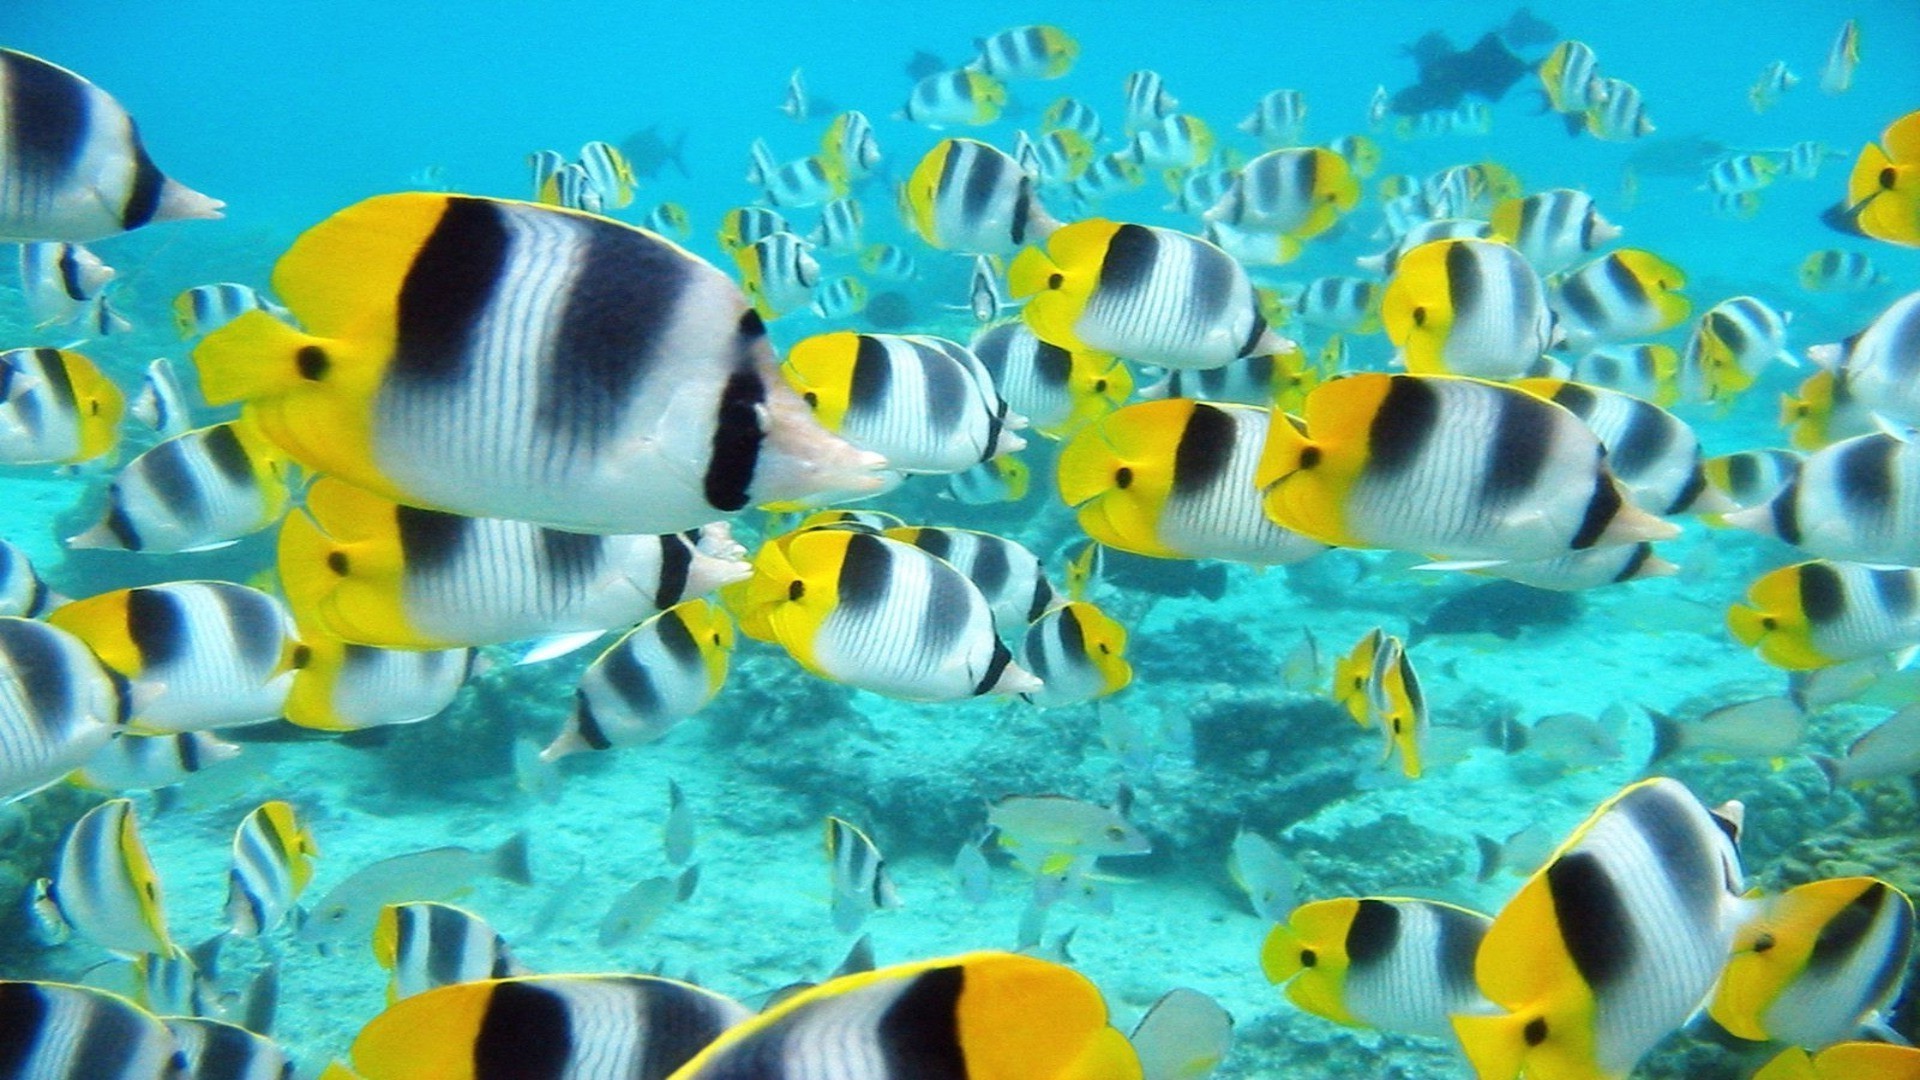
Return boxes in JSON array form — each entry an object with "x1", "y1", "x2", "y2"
[
  {"x1": 1115, "y1": 466, "x2": 1133, "y2": 489},
  {"x1": 296, "y1": 345, "x2": 330, "y2": 380}
]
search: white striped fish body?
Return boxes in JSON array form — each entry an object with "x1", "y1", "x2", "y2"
[
  {"x1": 1733, "y1": 561, "x2": 1920, "y2": 669},
  {"x1": 1017, "y1": 601, "x2": 1128, "y2": 707},
  {"x1": 552, "y1": 601, "x2": 729, "y2": 758},
  {"x1": 0, "y1": 49, "x2": 222, "y2": 243},
  {"x1": 0, "y1": 981, "x2": 186, "y2": 1077},
  {"x1": 1293, "y1": 276, "x2": 1381, "y2": 333},
  {"x1": 198, "y1": 195, "x2": 882, "y2": 535},
  {"x1": 760, "y1": 154, "x2": 840, "y2": 209},
  {"x1": 812, "y1": 537, "x2": 1019, "y2": 700},
  {"x1": 1706, "y1": 154, "x2": 1778, "y2": 195},
  {"x1": 18, "y1": 241, "x2": 112, "y2": 325},
  {"x1": 71, "y1": 731, "x2": 240, "y2": 792},
  {"x1": 165, "y1": 1016, "x2": 292, "y2": 1080},
  {"x1": 882, "y1": 526, "x2": 1053, "y2": 636},
  {"x1": 225, "y1": 800, "x2": 314, "y2": 937},
  {"x1": 377, "y1": 901, "x2": 524, "y2": 1000},
  {"x1": 129, "y1": 357, "x2": 192, "y2": 438},
  {"x1": 71, "y1": 419, "x2": 292, "y2": 553},
  {"x1": 0, "y1": 541, "x2": 54, "y2": 617},
  {"x1": 1358, "y1": 218, "x2": 1493, "y2": 277},
  {"x1": 1156, "y1": 405, "x2": 1327, "y2": 565},
  {"x1": 975, "y1": 319, "x2": 1082, "y2": 428},
  {"x1": 1824, "y1": 292, "x2": 1920, "y2": 425},
  {"x1": 971, "y1": 25, "x2": 1076, "y2": 81},
  {"x1": 1122, "y1": 70, "x2": 1177, "y2": 135},
  {"x1": 350, "y1": 975, "x2": 753, "y2": 1078},
  {"x1": 1494, "y1": 188, "x2": 1617, "y2": 276},
  {"x1": 903, "y1": 70, "x2": 1002, "y2": 127},
  {"x1": 827, "y1": 816, "x2": 899, "y2": 933},
  {"x1": 1569, "y1": 344, "x2": 1678, "y2": 402},
  {"x1": 1240, "y1": 88, "x2": 1307, "y2": 146},
  {"x1": 1387, "y1": 239, "x2": 1555, "y2": 379},
  {"x1": 1339, "y1": 378, "x2": 1644, "y2": 561},
  {"x1": 785, "y1": 333, "x2": 1022, "y2": 474},
  {"x1": 0, "y1": 346, "x2": 118, "y2": 465},
  {"x1": 1521, "y1": 380, "x2": 1713, "y2": 515},
  {"x1": 1340, "y1": 899, "x2": 1494, "y2": 1038},
  {"x1": 396, "y1": 521, "x2": 744, "y2": 644},
  {"x1": 1552, "y1": 247, "x2": 1693, "y2": 353},
  {"x1": 906, "y1": 138, "x2": 1048, "y2": 255},
  {"x1": 768, "y1": 531, "x2": 1039, "y2": 701},
  {"x1": 290, "y1": 640, "x2": 470, "y2": 731},
  {"x1": 1206, "y1": 147, "x2": 1337, "y2": 234},
  {"x1": 739, "y1": 229, "x2": 820, "y2": 317},
  {"x1": 1743, "y1": 879, "x2": 1914, "y2": 1049},
  {"x1": 669, "y1": 954, "x2": 1132, "y2": 1080},
  {"x1": 1740, "y1": 433, "x2": 1920, "y2": 566},
  {"x1": 809, "y1": 197, "x2": 863, "y2": 252},
  {"x1": 173, "y1": 282, "x2": 290, "y2": 338},
  {"x1": 48, "y1": 581, "x2": 296, "y2": 733},
  {"x1": 1050, "y1": 223, "x2": 1271, "y2": 370},
  {"x1": 1586, "y1": 78, "x2": 1653, "y2": 140},
  {"x1": 1460, "y1": 778, "x2": 1749, "y2": 1079},
  {"x1": 52, "y1": 798, "x2": 173, "y2": 956},
  {"x1": 0, "y1": 619, "x2": 123, "y2": 804}
]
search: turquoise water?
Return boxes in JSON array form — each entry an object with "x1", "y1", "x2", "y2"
[{"x1": 4, "y1": 1, "x2": 1920, "y2": 1077}]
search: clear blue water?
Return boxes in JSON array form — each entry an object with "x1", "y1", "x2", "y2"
[{"x1": 5, "y1": 1, "x2": 1920, "y2": 1077}]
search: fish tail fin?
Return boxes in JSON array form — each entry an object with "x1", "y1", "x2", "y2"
[
  {"x1": 670, "y1": 130, "x2": 691, "y2": 177},
  {"x1": 493, "y1": 830, "x2": 535, "y2": 886},
  {"x1": 1647, "y1": 708, "x2": 1684, "y2": 765},
  {"x1": 192, "y1": 313, "x2": 331, "y2": 409},
  {"x1": 1811, "y1": 753, "x2": 1841, "y2": 792},
  {"x1": 1475, "y1": 834, "x2": 1502, "y2": 882}
]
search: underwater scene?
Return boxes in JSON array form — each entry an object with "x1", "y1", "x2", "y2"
[{"x1": 4, "y1": 0, "x2": 1920, "y2": 1076}]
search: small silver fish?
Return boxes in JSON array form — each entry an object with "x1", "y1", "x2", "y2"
[
  {"x1": 1228, "y1": 829, "x2": 1299, "y2": 922},
  {"x1": 1816, "y1": 704, "x2": 1920, "y2": 788},
  {"x1": 298, "y1": 833, "x2": 532, "y2": 947},
  {"x1": 599, "y1": 865, "x2": 698, "y2": 948}
]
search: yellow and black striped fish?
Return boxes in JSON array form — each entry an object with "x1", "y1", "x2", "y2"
[{"x1": 193, "y1": 193, "x2": 884, "y2": 535}]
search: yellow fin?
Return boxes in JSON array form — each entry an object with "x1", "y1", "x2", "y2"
[
  {"x1": 1883, "y1": 109, "x2": 1920, "y2": 163},
  {"x1": 271, "y1": 192, "x2": 449, "y2": 339}
]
